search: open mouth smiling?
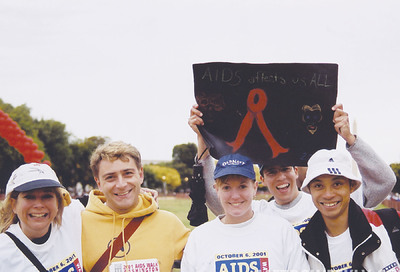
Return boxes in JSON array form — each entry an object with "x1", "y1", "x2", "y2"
[
  {"x1": 276, "y1": 183, "x2": 290, "y2": 190},
  {"x1": 230, "y1": 202, "x2": 244, "y2": 207},
  {"x1": 114, "y1": 189, "x2": 133, "y2": 196},
  {"x1": 321, "y1": 201, "x2": 339, "y2": 207},
  {"x1": 29, "y1": 213, "x2": 48, "y2": 218}
]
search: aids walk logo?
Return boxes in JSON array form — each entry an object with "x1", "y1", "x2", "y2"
[
  {"x1": 47, "y1": 253, "x2": 83, "y2": 272},
  {"x1": 215, "y1": 251, "x2": 269, "y2": 272}
]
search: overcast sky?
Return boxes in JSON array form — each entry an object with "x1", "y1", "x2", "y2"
[{"x1": 1, "y1": 0, "x2": 399, "y2": 164}]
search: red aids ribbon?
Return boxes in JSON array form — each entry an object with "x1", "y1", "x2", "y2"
[{"x1": 227, "y1": 88, "x2": 289, "y2": 158}]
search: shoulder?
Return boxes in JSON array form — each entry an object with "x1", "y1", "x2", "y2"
[
  {"x1": 64, "y1": 199, "x2": 84, "y2": 215},
  {"x1": 150, "y1": 209, "x2": 182, "y2": 221},
  {"x1": 252, "y1": 198, "x2": 270, "y2": 212},
  {"x1": 146, "y1": 209, "x2": 189, "y2": 230},
  {"x1": 256, "y1": 211, "x2": 294, "y2": 231},
  {"x1": 188, "y1": 218, "x2": 219, "y2": 238},
  {"x1": 0, "y1": 233, "x2": 12, "y2": 248}
]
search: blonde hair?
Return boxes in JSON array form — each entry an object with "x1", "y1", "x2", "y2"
[
  {"x1": 90, "y1": 141, "x2": 142, "y2": 179},
  {"x1": 215, "y1": 174, "x2": 256, "y2": 187},
  {"x1": 0, "y1": 187, "x2": 64, "y2": 233}
]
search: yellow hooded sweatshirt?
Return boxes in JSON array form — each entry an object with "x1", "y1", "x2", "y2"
[{"x1": 82, "y1": 189, "x2": 190, "y2": 272}]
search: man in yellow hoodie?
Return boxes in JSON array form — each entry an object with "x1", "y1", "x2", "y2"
[{"x1": 81, "y1": 141, "x2": 190, "y2": 272}]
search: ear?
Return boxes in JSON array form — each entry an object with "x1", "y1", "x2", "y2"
[
  {"x1": 293, "y1": 166, "x2": 299, "y2": 177},
  {"x1": 349, "y1": 180, "x2": 357, "y2": 193},
  {"x1": 94, "y1": 177, "x2": 101, "y2": 190},
  {"x1": 253, "y1": 181, "x2": 258, "y2": 196},
  {"x1": 259, "y1": 174, "x2": 267, "y2": 186},
  {"x1": 139, "y1": 167, "x2": 144, "y2": 185},
  {"x1": 213, "y1": 183, "x2": 218, "y2": 192},
  {"x1": 11, "y1": 198, "x2": 17, "y2": 214}
]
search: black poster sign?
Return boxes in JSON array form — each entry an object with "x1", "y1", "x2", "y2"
[{"x1": 193, "y1": 62, "x2": 338, "y2": 166}]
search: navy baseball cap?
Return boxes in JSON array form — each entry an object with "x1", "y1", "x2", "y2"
[{"x1": 214, "y1": 154, "x2": 255, "y2": 180}]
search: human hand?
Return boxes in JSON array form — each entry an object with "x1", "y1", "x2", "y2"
[
  {"x1": 332, "y1": 103, "x2": 356, "y2": 146},
  {"x1": 141, "y1": 187, "x2": 159, "y2": 202},
  {"x1": 188, "y1": 104, "x2": 209, "y2": 159},
  {"x1": 188, "y1": 104, "x2": 204, "y2": 136}
]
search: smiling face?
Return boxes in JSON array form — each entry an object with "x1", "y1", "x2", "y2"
[
  {"x1": 95, "y1": 157, "x2": 144, "y2": 214},
  {"x1": 308, "y1": 174, "x2": 356, "y2": 231},
  {"x1": 215, "y1": 175, "x2": 257, "y2": 224},
  {"x1": 260, "y1": 166, "x2": 299, "y2": 205},
  {"x1": 11, "y1": 188, "x2": 59, "y2": 240}
]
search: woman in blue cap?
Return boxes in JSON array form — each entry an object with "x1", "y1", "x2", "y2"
[{"x1": 181, "y1": 153, "x2": 309, "y2": 272}]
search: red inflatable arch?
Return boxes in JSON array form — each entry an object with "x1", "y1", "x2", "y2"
[{"x1": 0, "y1": 109, "x2": 50, "y2": 165}]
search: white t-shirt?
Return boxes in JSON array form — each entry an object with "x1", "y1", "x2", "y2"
[
  {"x1": 0, "y1": 199, "x2": 84, "y2": 272},
  {"x1": 253, "y1": 190, "x2": 364, "y2": 234},
  {"x1": 253, "y1": 192, "x2": 316, "y2": 233},
  {"x1": 181, "y1": 210, "x2": 309, "y2": 272},
  {"x1": 327, "y1": 228, "x2": 353, "y2": 271}
]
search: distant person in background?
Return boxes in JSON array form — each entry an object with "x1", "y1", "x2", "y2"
[
  {"x1": 181, "y1": 153, "x2": 309, "y2": 271},
  {"x1": 300, "y1": 149, "x2": 400, "y2": 271},
  {"x1": 188, "y1": 103, "x2": 396, "y2": 231},
  {"x1": 0, "y1": 163, "x2": 84, "y2": 271},
  {"x1": 81, "y1": 141, "x2": 190, "y2": 272}
]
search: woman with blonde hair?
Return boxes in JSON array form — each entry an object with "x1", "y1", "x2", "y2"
[{"x1": 0, "y1": 163, "x2": 84, "y2": 271}]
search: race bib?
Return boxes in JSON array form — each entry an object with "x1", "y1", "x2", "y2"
[
  {"x1": 215, "y1": 251, "x2": 269, "y2": 272},
  {"x1": 109, "y1": 259, "x2": 160, "y2": 272}
]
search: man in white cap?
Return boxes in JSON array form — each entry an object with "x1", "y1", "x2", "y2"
[{"x1": 300, "y1": 149, "x2": 399, "y2": 271}]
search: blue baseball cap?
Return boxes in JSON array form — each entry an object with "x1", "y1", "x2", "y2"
[{"x1": 214, "y1": 154, "x2": 255, "y2": 180}]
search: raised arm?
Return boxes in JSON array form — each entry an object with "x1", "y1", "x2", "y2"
[
  {"x1": 332, "y1": 104, "x2": 396, "y2": 208},
  {"x1": 188, "y1": 105, "x2": 224, "y2": 215}
]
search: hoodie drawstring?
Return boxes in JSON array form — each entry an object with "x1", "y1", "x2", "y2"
[{"x1": 107, "y1": 214, "x2": 116, "y2": 271}]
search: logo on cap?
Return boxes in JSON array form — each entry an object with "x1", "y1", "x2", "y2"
[{"x1": 222, "y1": 159, "x2": 246, "y2": 167}]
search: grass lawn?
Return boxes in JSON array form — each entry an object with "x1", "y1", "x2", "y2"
[{"x1": 158, "y1": 195, "x2": 215, "y2": 230}]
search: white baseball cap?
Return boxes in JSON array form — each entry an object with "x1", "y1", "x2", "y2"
[
  {"x1": 301, "y1": 149, "x2": 361, "y2": 194},
  {"x1": 6, "y1": 163, "x2": 63, "y2": 196}
]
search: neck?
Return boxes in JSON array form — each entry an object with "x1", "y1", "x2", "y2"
[
  {"x1": 275, "y1": 189, "x2": 300, "y2": 206},
  {"x1": 323, "y1": 214, "x2": 349, "y2": 237},
  {"x1": 222, "y1": 210, "x2": 254, "y2": 224},
  {"x1": 31, "y1": 225, "x2": 52, "y2": 244}
]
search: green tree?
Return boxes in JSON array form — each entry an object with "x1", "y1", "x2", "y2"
[
  {"x1": 172, "y1": 143, "x2": 197, "y2": 168},
  {"x1": 36, "y1": 119, "x2": 74, "y2": 187},
  {"x1": 390, "y1": 163, "x2": 400, "y2": 193},
  {"x1": 143, "y1": 164, "x2": 163, "y2": 189},
  {"x1": 70, "y1": 136, "x2": 108, "y2": 188},
  {"x1": 0, "y1": 100, "x2": 45, "y2": 192},
  {"x1": 144, "y1": 164, "x2": 181, "y2": 193},
  {"x1": 169, "y1": 143, "x2": 197, "y2": 192}
]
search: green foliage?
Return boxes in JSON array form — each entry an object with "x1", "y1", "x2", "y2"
[
  {"x1": 390, "y1": 163, "x2": 400, "y2": 193},
  {"x1": 145, "y1": 164, "x2": 181, "y2": 188},
  {"x1": 169, "y1": 143, "x2": 197, "y2": 192},
  {"x1": 70, "y1": 136, "x2": 108, "y2": 188},
  {"x1": 0, "y1": 99, "x2": 198, "y2": 195},
  {"x1": 0, "y1": 100, "x2": 40, "y2": 192},
  {"x1": 0, "y1": 99, "x2": 108, "y2": 193},
  {"x1": 36, "y1": 119, "x2": 74, "y2": 187},
  {"x1": 172, "y1": 143, "x2": 197, "y2": 168}
]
